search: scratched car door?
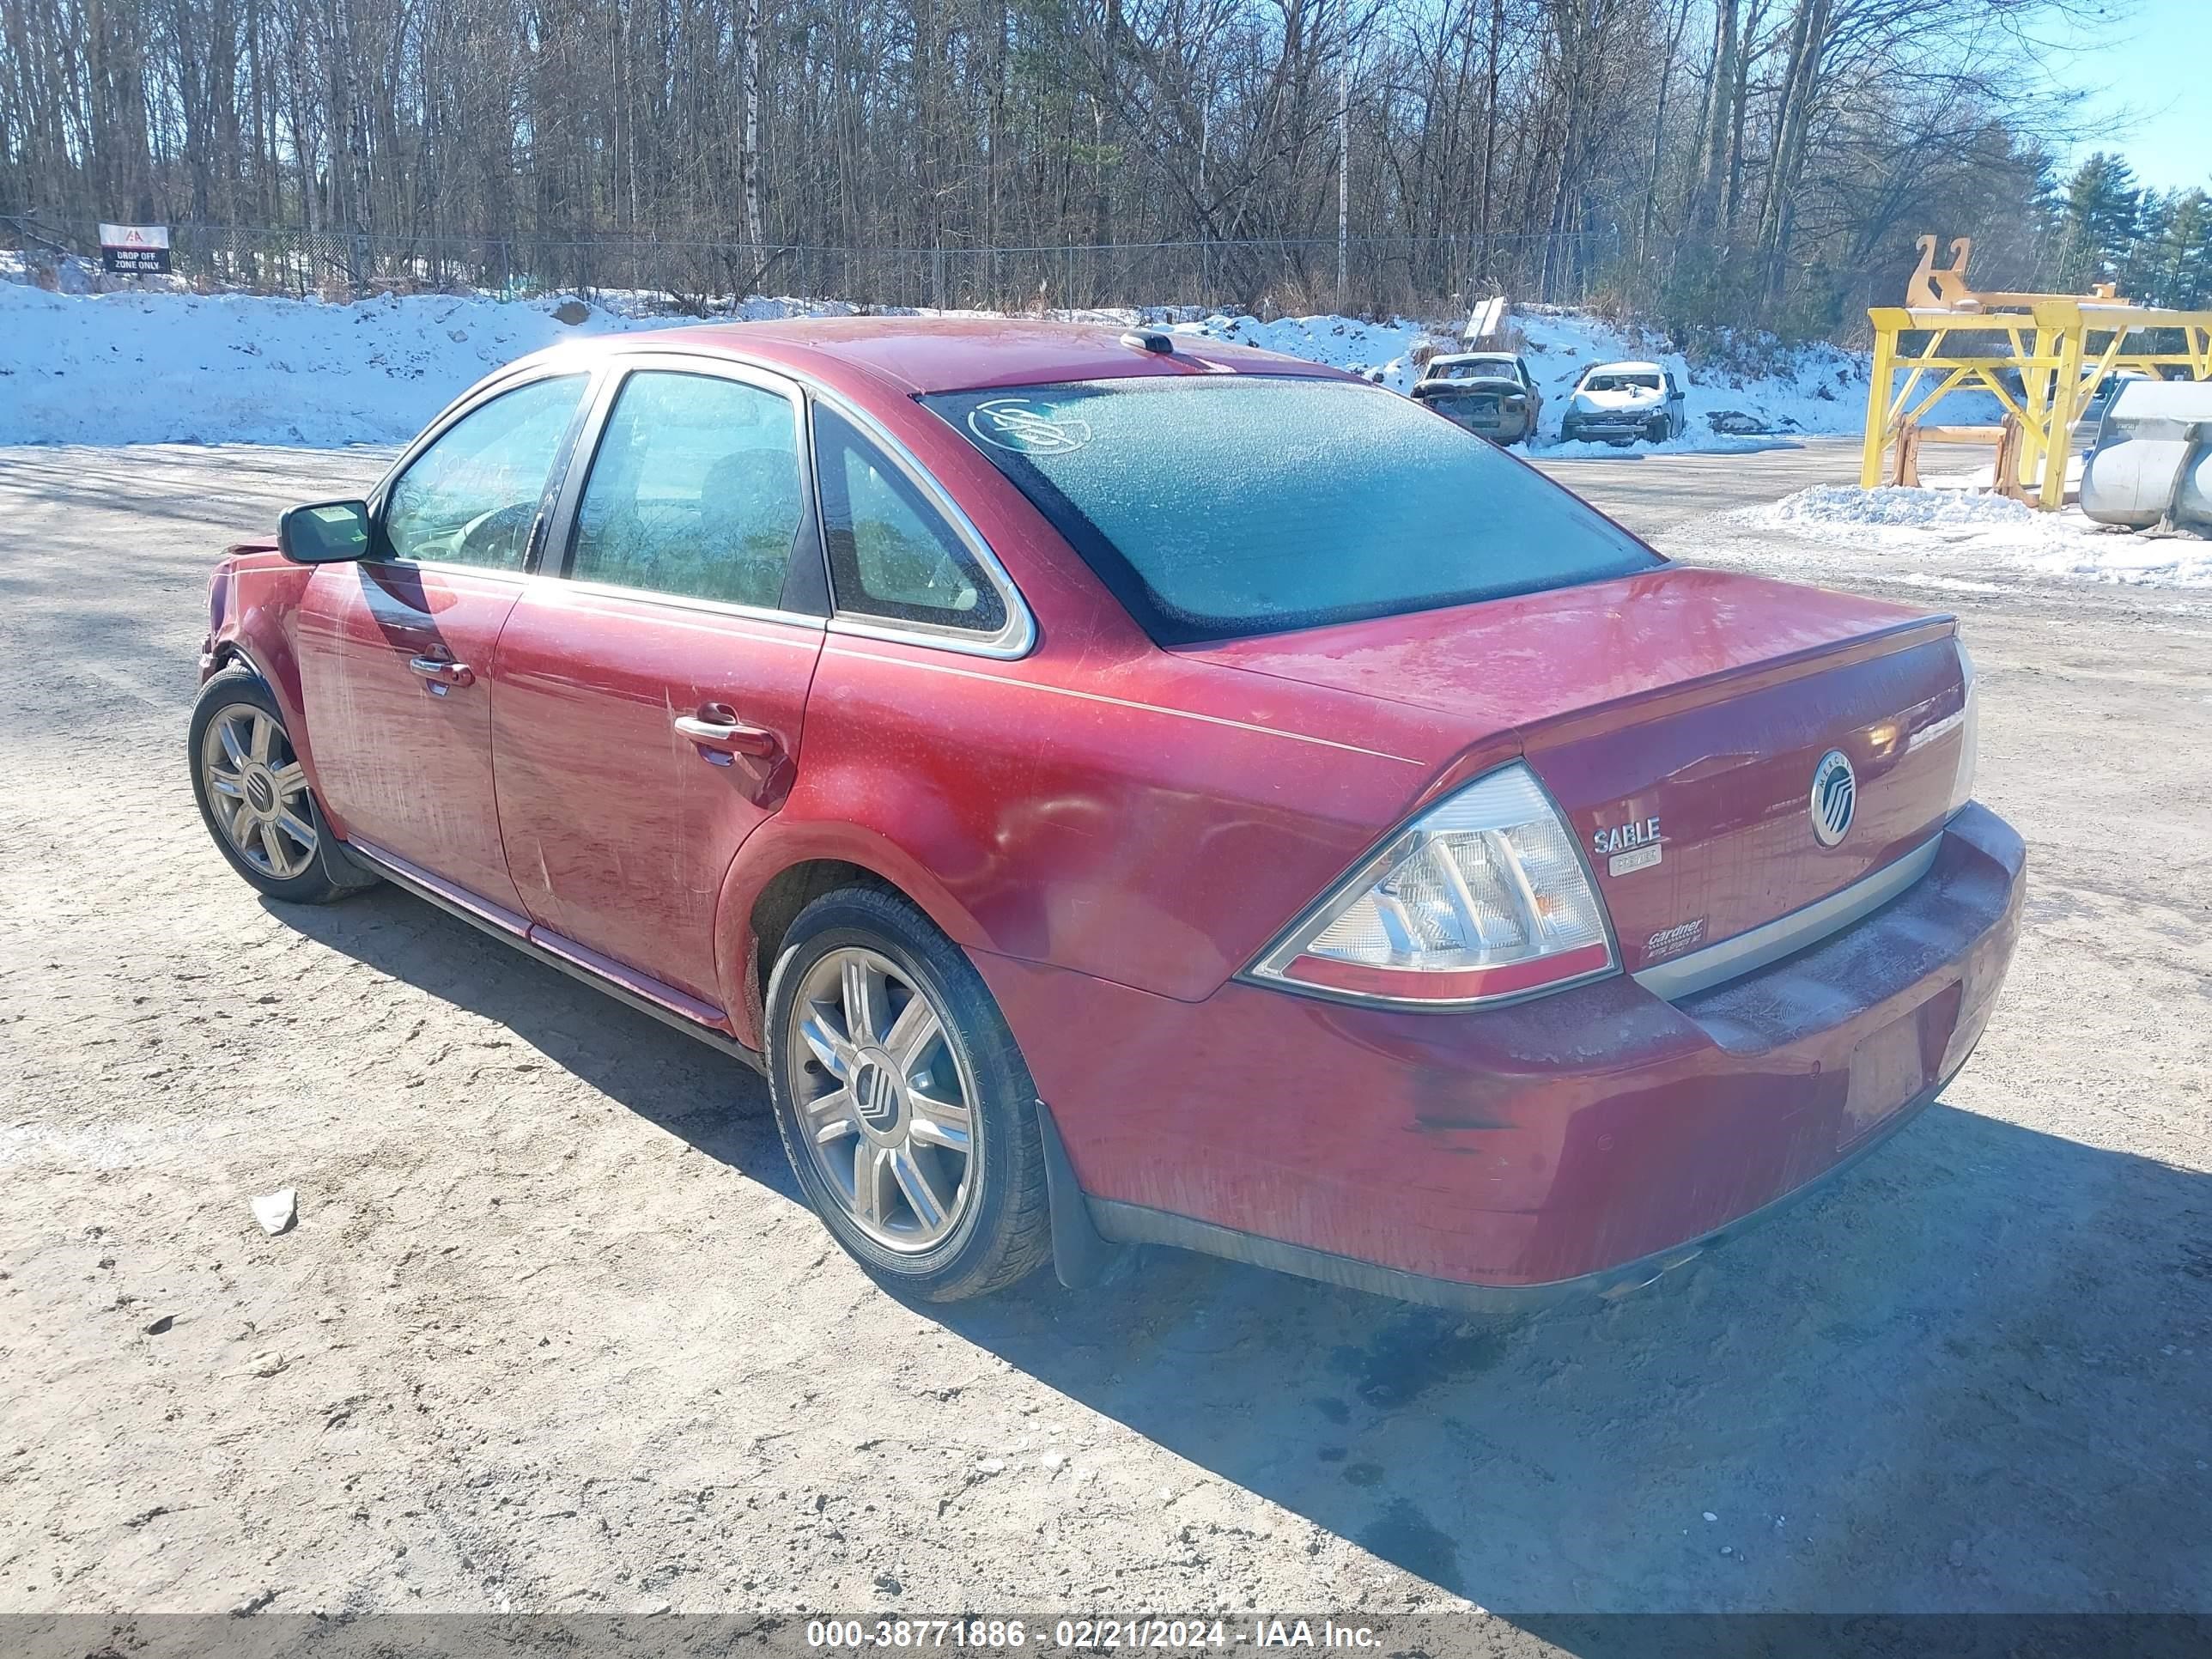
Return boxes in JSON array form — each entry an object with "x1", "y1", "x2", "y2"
[
  {"x1": 489, "y1": 362, "x2": 826, "y2": 1011},
  {"x1": 293, "y1": 372, "x2": 592, "y2": 916}
]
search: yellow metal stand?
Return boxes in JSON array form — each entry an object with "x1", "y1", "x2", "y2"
[{"x1": 1860, "y1": 297, "x2": 2212, "y2": 509}]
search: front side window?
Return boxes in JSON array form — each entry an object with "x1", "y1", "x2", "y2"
[
  {"x1": 922, "y1": 376, "x2": 1660, "y2": 644},
  {"x1": 382, "y1": 374, "x2": 586, "y2": 570},
  {"x1": 813, "y1": 405, "x2": 1006, "y2": 634},
  {"x1": 568, "y1": 371, "x2": 805, "y2": 608}
]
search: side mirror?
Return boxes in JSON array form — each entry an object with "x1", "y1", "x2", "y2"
[{"x1": 279, "y1": 499, "x2": 373, "y2": 564}]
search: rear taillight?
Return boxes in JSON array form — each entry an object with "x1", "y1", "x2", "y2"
[
  {"x1": 1948, "y1": 640, "x2": 1978, "y2": 816},
  {"x1": 1245, "y1": 762, "x2": 1617, "y2": 1008}
]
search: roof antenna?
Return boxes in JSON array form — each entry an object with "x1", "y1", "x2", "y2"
[{"x1": 1120, "y1": 328, "x2": 1175, "y2": 355}]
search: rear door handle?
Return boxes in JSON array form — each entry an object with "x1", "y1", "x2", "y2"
[
  {"x1": 673, "y1": 706, "x2": 781, "y2": 761},
  {"x1": 408, "y1": 655, "x2": 475, "y2": 689}
]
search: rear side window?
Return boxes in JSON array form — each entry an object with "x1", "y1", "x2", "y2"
[
  {"x1": 813, "y1": 405, "x2": 1006, "y2": 634},
  {"x1": 568, "y1": 370, "x2": 805, "y2": 609},
  {"x1": 922, "y1": 377, "x2": 1659, "y2": 644}
]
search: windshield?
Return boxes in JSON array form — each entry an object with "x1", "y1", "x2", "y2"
[
  {"x1": 1431, "y1": 359, "x2": 1517, "y2": 382},
  {"x1": 1582, "y1": 372, "x2": 1662, "y2": 392},
  {"x1": 921, "y1": 376, "x2": 1660, "y2": 644}
]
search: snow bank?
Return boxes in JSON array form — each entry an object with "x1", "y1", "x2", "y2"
[
  {"x1": 1771, "y1": 484, "x2": 2042, "y2": 532},
  {"x1": 1751, "y1": 484, "x2": 2212, "y2": 588},
  {"x1": 3, "y1": 274, "x2": 1907, "y2": 451},
  {"x1": 0, "y1": 282, "x2": 878, "y2": 446}
]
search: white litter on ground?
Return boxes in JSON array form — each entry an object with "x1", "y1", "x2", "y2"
[
  {"x1": 250, "y1": 1188, "x2": 296, "y2": 1235},
  {"x1": 1747, "y1": 485, "x2": 2212, "y2": 589}
]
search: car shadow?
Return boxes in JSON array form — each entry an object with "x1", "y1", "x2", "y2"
[{"x1": 276, "y1": 885, "x2": 2212, "y2": 1619}]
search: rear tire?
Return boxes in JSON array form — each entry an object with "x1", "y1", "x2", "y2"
[
  {"x1": 189, "y1": 666, "x2": 372, "y2": 905},
  {"x1": 764, "y1": 885, "x2": 1052, "y2": 1301}
]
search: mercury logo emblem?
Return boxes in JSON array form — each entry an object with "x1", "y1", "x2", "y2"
[
  {"x1": 1809, "y1": 749, "x2": 1856, "y2": 847},
  {"x1": 853, "y1": 1060, "x2": 901, "y2": 1128}
]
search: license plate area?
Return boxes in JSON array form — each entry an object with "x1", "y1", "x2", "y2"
[{"x1": 1842, "y1": 980, "x2": 1963, "y2": 1142}]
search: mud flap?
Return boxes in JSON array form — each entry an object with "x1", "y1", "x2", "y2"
[
  {"x1": 1035, "y1": 1099, "x2": 1129, "y2": 1291},
  {"x1": 326, "y1": 834, "x2": 385, "y2": 892}
]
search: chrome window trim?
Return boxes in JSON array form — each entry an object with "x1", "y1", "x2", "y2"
[
  {"x1": 525, "y1": 569, "x2": 828, "y2": 632},
  {"x1": 807, "y1": 391, "x2": 1037, "y2": 661},
  {"x1": 362, "y1": 345, "x2": 1035, "y2": 654},
  {"x1": 1632, "y1": 833, "x2": 1943, "y2": 1003},
  {"x1": 337, "y1": 557, "x2": 532, "y2": 584},
  {"x1": 824, "y1": 611, "x2": 1031, "y2": 658}
]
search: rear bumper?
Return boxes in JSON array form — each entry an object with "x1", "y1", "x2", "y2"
[
  {"x1": 1428, "y1": 404, "x2": 1533, "y2": 441},
  {"x1": 975, "y1": 802, "x2": 2025, "y2": 1297}
]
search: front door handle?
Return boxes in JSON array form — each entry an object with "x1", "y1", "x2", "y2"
[
  {"x1": 408, "y1": 655, "x2": 475, "y2": 689},
  {"x1": 673, "y1": 705, "x2": 781, "y2": 761}
]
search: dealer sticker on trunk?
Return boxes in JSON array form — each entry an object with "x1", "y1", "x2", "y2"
[
  {"x1": 1645, "y1": 917, "x2": 1707, "y2": 960},
  {"x1": 1609, "y1": 842, "x2": 1662, "y2": 877}
]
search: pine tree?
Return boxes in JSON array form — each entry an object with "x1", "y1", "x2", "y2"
[
  {"x1": 2138, "y1": 189, "x2": 2212, "y2": 308},
  {"x1": 2056, "y1": 153, "x2": 2142, "y2": 291}
]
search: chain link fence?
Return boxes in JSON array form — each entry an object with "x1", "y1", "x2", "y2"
[{"x1": 2, "y1": 216, "x2": 1624, "y2": 316}]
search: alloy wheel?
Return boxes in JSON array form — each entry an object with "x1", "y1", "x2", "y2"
[
  {"x1": 199, "y1": 705, "x2": 318, "y2": 880},
  {"x1": 786, "y1": 946, "x2": 977, "y2": 1252}
]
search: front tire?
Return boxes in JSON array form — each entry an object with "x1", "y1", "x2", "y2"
[
  {"x1": 189, "y1": 666, "x2": 370, "y2": 905},
  {"x1": 764, "y1": 885, "x2": 1052, "y2": 1301}
]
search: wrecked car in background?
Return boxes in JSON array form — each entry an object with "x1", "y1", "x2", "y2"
[
  {"x1": 1561, "y1": 361, "x2": 1687, "y2": 445},
  {"x1": 1410, "y1": 351, "x2": 1542, "y2": 445}
]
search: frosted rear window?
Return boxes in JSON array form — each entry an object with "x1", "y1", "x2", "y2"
[{"x1": 922, "y1": 377, "x2": 1658, "y2": 644}]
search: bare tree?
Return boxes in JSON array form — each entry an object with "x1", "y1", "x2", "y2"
[{"x1": 0, "y1": 0, "x2": 2101, "y2": 327}]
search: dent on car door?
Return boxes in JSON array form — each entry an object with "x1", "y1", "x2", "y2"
[
  {"x1": 294, "y1": 372, "x2": 591, "y2": 915},
  {"x1": 490, "y1": 363, "x2": 827, "y2": 1011}
]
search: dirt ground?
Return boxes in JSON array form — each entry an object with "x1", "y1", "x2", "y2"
[{"x1": 0, "y1": 438, "x2": 2207, "y2": 1627}]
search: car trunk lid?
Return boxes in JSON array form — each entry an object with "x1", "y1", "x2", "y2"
[
  {"x1": 1178, "y1": 565, "x2": 1970, "y2": 977},
  {"x1": 1415, "y1": 380, "x2": 1520, "y2": 423}
]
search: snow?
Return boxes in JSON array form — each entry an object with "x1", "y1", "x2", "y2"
[
  {"x1": 1166, "y1": 305, "x2": 1906, "y2": 448},
  {"x1": 1769, "y1": 484, "x2": 2042, "y2": 533},
  {"x1": 1747, "y1": 484, "x2": 2212, "y2": 588},
  {"x1": 0, "y1": 281, "x2": 882, "y2": 446},
  {"x1": 3, "y1": 272, "x2": 1907, "y2": 452}
]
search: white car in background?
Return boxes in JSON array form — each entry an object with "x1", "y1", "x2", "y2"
[{"x1": 1559, "y1": 361, "x2": 1687, "y2": 446}]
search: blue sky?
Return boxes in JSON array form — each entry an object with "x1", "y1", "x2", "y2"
[{"x1": 2052, "y1": 0, "x2": 2211, "y2": 192}]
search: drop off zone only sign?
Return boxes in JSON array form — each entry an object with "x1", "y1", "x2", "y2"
[{"x1": 99, "y1": 223, "x2": 171, "y2": 274}]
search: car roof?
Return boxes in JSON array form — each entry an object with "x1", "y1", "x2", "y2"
[
  {"x1": 513, "y1": 315, "x2": 1351, "y2": 397},
  {"x1": 1431, "y1": 351, "x2": 1516, "y2": 364},
  {"x1": 1580, "y1": 360, "x2": 1665, "y2": 376}
]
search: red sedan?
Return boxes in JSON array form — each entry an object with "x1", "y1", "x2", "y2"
[{"x1": 191, "y1": 319, "x2": 2022, "y2": 1307}]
